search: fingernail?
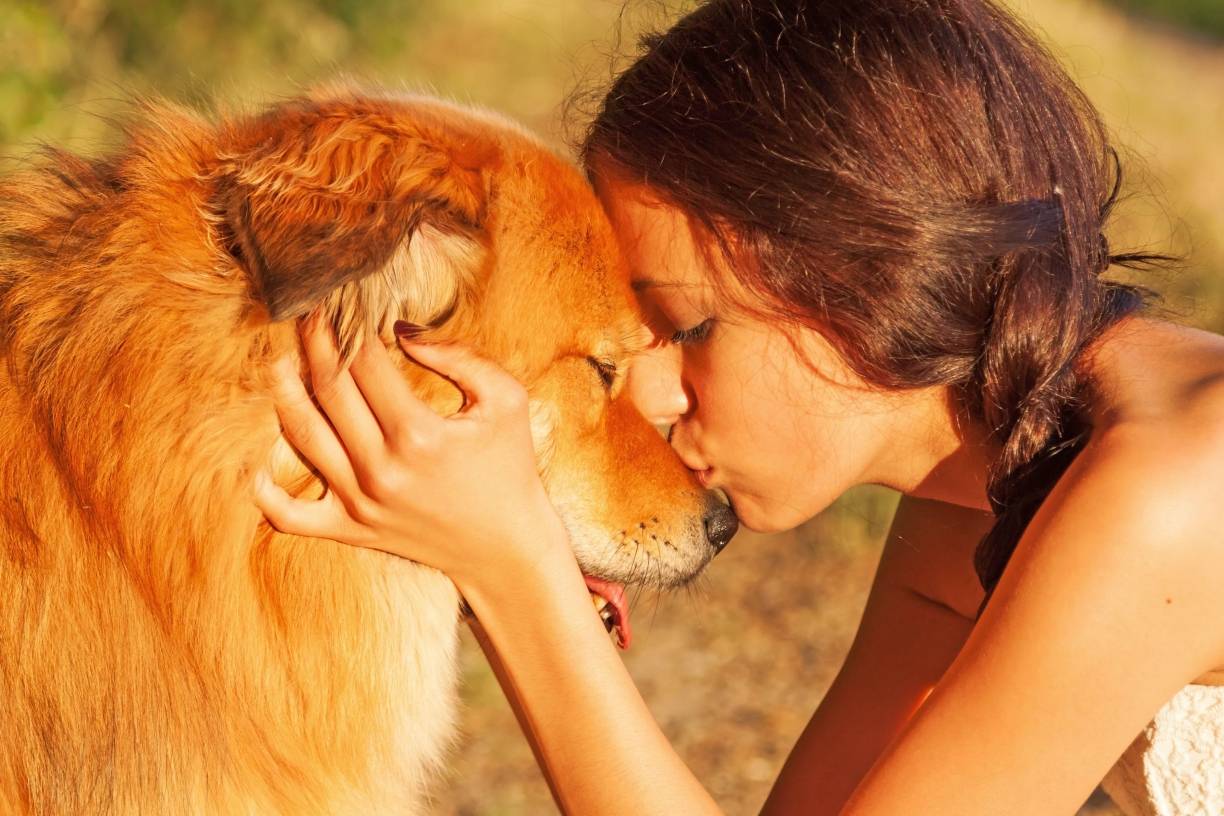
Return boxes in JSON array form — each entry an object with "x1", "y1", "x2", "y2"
[{"x1": 393, "y1": 320, "x2": 426, "y2": 339}]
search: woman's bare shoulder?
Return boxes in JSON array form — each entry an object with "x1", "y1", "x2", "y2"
[
  {"x1": 1085, "y1": 316, "x2": 1224, "y2": 432},
  {"x1": 1086, "y1": 318, "x2": 1224, "y2": 496},
  {"x1": 1068, "y1": 376, "x2": 1224, "y2": 669},
  {"x1": 842, "y1": 414, "x2": 1224, "y2": 814}
]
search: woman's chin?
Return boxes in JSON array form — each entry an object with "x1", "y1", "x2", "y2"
[
  {"x1": 722, "y1": 492, "x2": 806, "y2": 535},
  {"x1": 724, "y1": 483, "x2": 847, "y2": 535}
]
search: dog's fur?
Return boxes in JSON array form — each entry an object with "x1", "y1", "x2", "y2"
[{"x1": 0, "y1": 83, "x2": 721, "y2": 814}]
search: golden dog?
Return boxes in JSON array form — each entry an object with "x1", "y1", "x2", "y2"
[{"x1": 0, "y1": 83, "x2": 737, "y2": 814}]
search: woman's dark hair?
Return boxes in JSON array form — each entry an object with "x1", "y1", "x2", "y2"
[{"x1": 580, "y1": 0, "x2": 1172, "y2": 614}]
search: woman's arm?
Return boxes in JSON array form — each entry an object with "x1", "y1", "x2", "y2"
[
  {"x1": 763, "y1": 496, "x2": 990, "y2": 815},
  {"x1": 461, "y1": 528, "x2": 721, "y2": 816},
  {"x1": 840, "y1": 425, "x2": 1224, "y2": 815},
  {"x1": 464, "y1": 615, "x2": 565, "y2": 807}
]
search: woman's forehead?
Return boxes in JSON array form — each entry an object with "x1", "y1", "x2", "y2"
[{"x1": 594, "y1": 179, "x2": 711, "y2": 289}]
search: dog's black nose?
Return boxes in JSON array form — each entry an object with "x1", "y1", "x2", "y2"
[{"x1": 703, "y1": 500, "x2": 739, "y2": 554}]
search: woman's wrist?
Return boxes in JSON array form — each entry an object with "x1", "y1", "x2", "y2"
[
  {"x1": 458, "y1": 516, "x2": 723, "y2": 816},
  {"x1": 454, "y1": 499, "x2": 579, "y2": 614}
]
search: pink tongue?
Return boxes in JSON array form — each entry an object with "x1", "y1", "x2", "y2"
[{"x1": 583, "y1": 575, "x2": 632, "y2": 650}]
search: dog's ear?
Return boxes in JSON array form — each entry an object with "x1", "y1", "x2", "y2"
[{"x1": 216, "y1": 101, "x2": 492, "y2": 323}]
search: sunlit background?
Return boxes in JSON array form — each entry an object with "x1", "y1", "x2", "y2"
[{"x1": 3, "y1": 1, "x2": 1221, "y2": 813}]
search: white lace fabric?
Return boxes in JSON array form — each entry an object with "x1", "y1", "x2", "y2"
[{"x1": 1100, "y1": 671, "x2": 1224, "y2": 816}]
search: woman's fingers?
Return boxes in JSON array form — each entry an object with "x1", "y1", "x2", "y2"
[
  {"x1": 399, "y1": 340, "x2": 528, "y2": 418},
  {"x1": 251, "y1": 326, "x2": 559, "y2": 578},
  {"x1": 267, "y1": 354, "x2": 361, "y2": 496},
  {"x1": 348, "y1": 333, "x2": 446, "y2": 442},
  {"x1": 300, "y1": 311, "x2": 388, "y2": 464},
  {"x1": 253, "y1": 470, "x2": 372, "y2": 545}
]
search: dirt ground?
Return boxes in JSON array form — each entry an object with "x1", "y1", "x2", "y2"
[{"x1": 430, "y1": 487, "x2": 1123, "y2": 815}]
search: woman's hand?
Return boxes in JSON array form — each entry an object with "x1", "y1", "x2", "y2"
[
  {"x1": 255, "y1": 312, "x2": 722, "y2": 816},
  {"x1": 252, "y1": 311, "x2": 571, "y2": 593}
]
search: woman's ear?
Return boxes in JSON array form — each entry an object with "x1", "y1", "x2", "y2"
[{"x1": 214, "y1": 97, "x2": 492, "y2": 323}]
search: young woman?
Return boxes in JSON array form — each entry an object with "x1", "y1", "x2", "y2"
[{"x1": 254, "y1": 1, "x2": 1224, "y2": 813}]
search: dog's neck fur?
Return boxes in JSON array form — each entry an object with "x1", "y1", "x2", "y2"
[{"x1": 0, "y1": 114, "x2": 465, "y2": 813}]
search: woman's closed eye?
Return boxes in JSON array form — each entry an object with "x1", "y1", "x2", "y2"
[{"x1": 669, "y1": 318, "x2": 714, "y2": 346}]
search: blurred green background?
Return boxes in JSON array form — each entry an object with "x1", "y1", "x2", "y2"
[
  {"x1": 3, "y1": 1, "x2": 1221, "y2": 814},
  {"x1": 1116, "y1": 0, "x2": 1224, "y2": 38}
]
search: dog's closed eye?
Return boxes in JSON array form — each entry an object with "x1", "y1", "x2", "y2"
[{"x1": 587, "y1": 357, "x2": 617, "y2": 391}]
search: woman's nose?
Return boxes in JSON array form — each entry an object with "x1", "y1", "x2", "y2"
[{"x1": 626, "y1": 343, "x2": 689, "y2": 425}]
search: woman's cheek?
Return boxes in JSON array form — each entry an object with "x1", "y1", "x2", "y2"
[{"x1": 689, "y1": 339, "x2": 747, "y2": 423}]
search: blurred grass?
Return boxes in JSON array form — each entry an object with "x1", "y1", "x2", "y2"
[
  {"x1": 1112, "y1": 0, "x2": 1224, "y2": 40},
  {"x1": 3, "y1": 0, "x2": 1220, "y2": 329},
  {"x1": 1005, "y1": 0, "x2": 1224, "y2": 331},
  {"x1": 2, "y1": 1, "x2": 1220, "y2": 814},
  {"x1": 0, "y1": 0, "x2": 635, "y2": 150}
]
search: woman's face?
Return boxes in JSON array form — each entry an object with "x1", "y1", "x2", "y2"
[{"x1": 594, "y1": 175, "x2": 957, "y2": 532}]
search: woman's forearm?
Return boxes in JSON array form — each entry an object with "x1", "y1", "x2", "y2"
[
  {"x1": 460, "y1": 529, "x2": 722, "y2": 816},
  {"x1": 466, "y1": 616, "x2": 569, "y2": 811}
]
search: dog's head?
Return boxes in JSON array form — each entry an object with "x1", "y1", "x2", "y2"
[{"x1": 219, "y1": 84, "x2": 737, "y2": 644}]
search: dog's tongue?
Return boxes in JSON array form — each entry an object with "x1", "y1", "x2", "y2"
[{"x1": 583, "y1": 575, "x2": 632, "y2": 650}]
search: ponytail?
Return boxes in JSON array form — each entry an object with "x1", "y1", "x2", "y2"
[{"x1": 970, "y1": 157, "x2": 1166, "y2": 614}]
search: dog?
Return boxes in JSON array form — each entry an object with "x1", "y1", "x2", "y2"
[{"x1": 0, "y1": 82, "x2": 737, "y2": 814}]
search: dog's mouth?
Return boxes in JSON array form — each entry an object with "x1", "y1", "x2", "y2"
[{"x1": 584, "y1": 574, "x2": 632, "y2": 650}]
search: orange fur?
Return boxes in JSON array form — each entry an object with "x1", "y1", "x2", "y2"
[{"x1": 0, "y1": 82, "x2": 717, "y2": 814}]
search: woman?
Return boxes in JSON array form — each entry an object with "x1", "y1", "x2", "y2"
[{"x1": 254, "y1": 0, "x2": 1224, "y2": 813}]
